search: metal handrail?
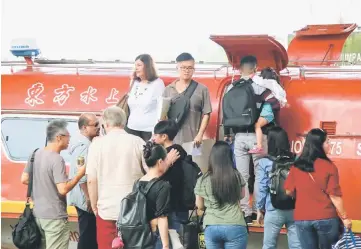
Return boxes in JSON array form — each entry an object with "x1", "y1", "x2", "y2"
[
  {"x1": 1, "y1": 62, "x2": 230, "y2": 73},
  {"x1": 288, "y1": 60, "x2": 358, "y2": 65},
  {"x1": 3, "y1": 60, "x2": 361, "y2": 75},
  {"x1": 299, "y1": 67, "x2": 361, "y2": 73}
]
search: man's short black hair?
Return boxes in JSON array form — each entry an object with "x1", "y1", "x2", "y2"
[
  {"x1": 240, "y1": 55, "x2": 257, "y2": 68},
  {"x1": 154, "y1": 120, "x2": 179, "y2": 141},
  {"x1": 176, "y1": 52, "x2": 194, "y2": 62}
]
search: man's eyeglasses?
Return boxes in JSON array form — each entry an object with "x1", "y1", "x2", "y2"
[
  {"x1": 59, "y1": 134, "x2": 70, "y2": 138},
  {"x1": 179, "y1": 66, "x2": 195, "y2": 71},
  {"x1": 88, "y1": 122, "x2": 99, "y2": 127}
]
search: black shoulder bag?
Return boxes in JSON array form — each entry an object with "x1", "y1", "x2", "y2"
[
  {"x1": 12, "y1": 148, "x2": 42, "y2": 249},
  {"x1": 167, "y1": 80, "x2": 198, "y2": 128}
]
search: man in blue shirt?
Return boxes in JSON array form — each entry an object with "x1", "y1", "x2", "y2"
[{"x1": 68, "y1": 113, "x2": 100, "y2": 249}]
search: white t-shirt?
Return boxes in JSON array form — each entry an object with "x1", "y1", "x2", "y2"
[{"x1": 127, "y1": 78, "x2": 165, "y2": 132}]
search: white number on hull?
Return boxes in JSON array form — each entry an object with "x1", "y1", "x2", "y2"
[{"x1": 329, "y1": 141, "x2": 343, "y2": 155}]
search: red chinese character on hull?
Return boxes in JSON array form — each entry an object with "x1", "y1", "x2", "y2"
[
  {"x1": 105, "y1": 88, "x2": 120, "y2": 104},
  {"x1": 80, "y1": 86, "x2": 98, "y2": 105},
  {"x1": 53, "y1": 84, "x2": 75, "y2": 106},
  {"x1": 25, "y1": 82, "x2": 45, "y2": 107}
]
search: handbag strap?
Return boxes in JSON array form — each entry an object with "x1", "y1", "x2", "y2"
[
  {"x1": 344, "y1": 227, "x2": 357, "y2": 248},
  {"x1": 128, "y1": 79, "x2": 136, "y2": 93},
  {"x1": 188, "y1": 207, "x2": 206, "y2": 225},
  {"x1": 26, "y1": 148, "x2": 39, "y2": 203},
  {"x1": 308, "y1": 173, "x2": 327, "y2": 194},
  {"x1": 308, "y1": 173, "x2": 346, "y2": 221},
  {"x1": 116, "y1": 79, "x2": 136, "y2": 106}
]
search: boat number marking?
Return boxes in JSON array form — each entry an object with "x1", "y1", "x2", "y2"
[{"x1": 292, "y1": 140, "x2": 361, "y2": 156}]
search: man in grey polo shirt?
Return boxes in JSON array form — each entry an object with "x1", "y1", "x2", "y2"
[
  {"x1": 21, "y1": 119, "x2": 86, "y2": 249},
  {"x1": 68, "y1": 113, "x2": 99, "y2": 249},
  {"x1": 163, "y1": 53, "x2": 212, "y2": 171}
]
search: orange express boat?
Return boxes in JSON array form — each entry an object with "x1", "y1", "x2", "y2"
[{"x1": 1, "y1": 23, "x2": 361, "y2": 248}]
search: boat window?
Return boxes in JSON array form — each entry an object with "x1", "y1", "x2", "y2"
[
  {"x1": 1, "y1": 118, "x2": 48, "y2": 161},
  {"x1": 1, "y1": 117, "x2": 79, "y2": 162}
]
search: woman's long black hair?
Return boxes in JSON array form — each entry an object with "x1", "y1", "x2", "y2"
[
  {"x1": 207, "y1": 141, "x2": 242, "y2": 207},
  {"x1": 294, "y1": 128, "x2": 331, "y2": 172},
  {"x1": 267, "y1": 126, "x2": 295, "y2": 159},
  {"x1": 143, "y1": 140, "x2": 167, "y2": 167}
]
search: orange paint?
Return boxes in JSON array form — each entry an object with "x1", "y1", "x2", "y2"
[{"x1": 1, "y1": 23, "x2": 361, "y2": 234}]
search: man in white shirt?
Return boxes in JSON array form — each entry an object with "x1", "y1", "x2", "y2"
[{"x1": 86, "y1": 106, "x2": 179, "y2": 249}]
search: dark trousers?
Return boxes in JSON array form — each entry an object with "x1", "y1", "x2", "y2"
[
  {"x1": 125, "y1": 126, "x2": 152, "y2": 141},
  {"x1": 76, "y1": 207, "x2": 98, "y2": 249}
]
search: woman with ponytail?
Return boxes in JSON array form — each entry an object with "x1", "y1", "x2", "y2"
[{"x1": 138, "y1": 141, "x2": 172, "y2": 249}]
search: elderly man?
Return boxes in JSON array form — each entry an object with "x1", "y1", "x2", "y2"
[
  {"x1": 21, "y1": 120, "x2": 86, "y2": 249},
  {"x1": 86, "y1": 106, "x2": 179, "y2": 249},
  {"x1": 68, "y1": 113, "x2": 99, "y2": 249}
]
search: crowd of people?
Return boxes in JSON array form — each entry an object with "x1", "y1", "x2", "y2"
[{"x1": 20, "y1": 52, "x2": 352, "y2": 249}]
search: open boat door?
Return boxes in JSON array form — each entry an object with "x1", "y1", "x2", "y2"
[
  {"x1": 209, "y1": 35, "x2": 289, "y2": 72},
  {"x1": 287, "y1": 23, "x2": 358, "y2": 66}
]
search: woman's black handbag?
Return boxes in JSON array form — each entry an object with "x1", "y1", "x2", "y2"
[
  {"x1": 178, "y1": 208, "x2": 206, "y2": 249},
  {"x1": 12, "y1": 149, "x2": 42, "y2": 249}
]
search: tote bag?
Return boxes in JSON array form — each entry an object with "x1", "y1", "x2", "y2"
[
  {"x1": 332, "y1": 228, "x2": 361, "y2": 249},
  {"x1": 178, "y1": 208, "x2": 206, "y2": 249},
  {"x1": 116, "y1": 79, "x2": 136, "y2": 119}
]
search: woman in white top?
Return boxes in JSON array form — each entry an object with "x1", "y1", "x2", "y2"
[{"x1": 125, "y1": 54, "x2": 165, "y2": 141}]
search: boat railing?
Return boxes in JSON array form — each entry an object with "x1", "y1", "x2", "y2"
[
  {"x1": 288, "y1": 60, "x2": 360, "y2": 65},
  {"x1": 1, "y1": 59, "x2": 232, "y2": 77},
  {"x1": 2, "y1": 59, "x2": 361, "y2": 77}
]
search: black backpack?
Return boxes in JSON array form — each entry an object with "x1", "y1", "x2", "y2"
[
  {"x1": 117, "y1": 178, "x2": 159, "y2": 249},
  {"x1": 181, "y1": 155, "x2": 203, "y2": 210},
  {"x1": 222, "y1": 78, "x2": 258, "y2": 129},
  {"x1": 269, "y1": 155, "x2": 296, "y2": 210},
  {"x1": 12, "y1": 149, "x2": 42, "y2": 249},
  {"x1": 167, "y1": 80, "x2": 198, "y2": 128}
]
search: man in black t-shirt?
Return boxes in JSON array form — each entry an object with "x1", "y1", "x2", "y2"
[{"x1": 153, "y1": 120, "x2": 189, "y2": 232}]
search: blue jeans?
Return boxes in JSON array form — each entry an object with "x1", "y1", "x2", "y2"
[
  {"x1": 263, "y1": 209, "x2": 301, "y2": 249},
  {"x1": 205, "y1": 225, "x2": 248, "y2": 249},
  {"x1": 168, "y1": 211, "x2": 189, "y2": 233},
  {"x1": 295, "y1": 218, "x2": 340, "y2": 249}
]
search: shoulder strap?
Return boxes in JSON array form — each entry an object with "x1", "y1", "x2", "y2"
[
  {"x1": 308, "y1": 173, "x2": 327, "y2": 194},
  {"x1": 116, "y1": 79, "x2": 136, "y2": 106},
  {"x1": 129, "y1": 79, "x2": 136, "y2": 92},
  {"x1": 142, "y1": 178, "x2": 160, "y2": 195},
  {"x1": 27, "y1": 148, "x2": 39, "y2": 201},
  {"x1": 184, "y1": 80, "x2": 198, "y2": 99}
]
